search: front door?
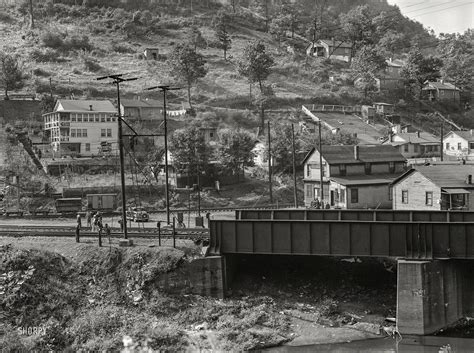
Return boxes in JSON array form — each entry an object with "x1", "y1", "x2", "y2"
[{"x1": 330, "y1": 190, "x2": 335, "y2": 206}]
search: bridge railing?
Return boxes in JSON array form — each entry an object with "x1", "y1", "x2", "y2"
[
  {"x1": 235, "y1": 209, "x2": 474, "y2": 223},
  {"x1": 210, "y1": 219, "x2": 474, "y2": 260}
]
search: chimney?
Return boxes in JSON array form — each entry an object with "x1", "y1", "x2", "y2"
[
  {"x1": 89, "y1": 105, "x2": 93, "y2": 111},
  {"x1": 354, "y1": 145, "x2": 359, "y2": 160}
]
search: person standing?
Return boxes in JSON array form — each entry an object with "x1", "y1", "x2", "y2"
[
  {"x1": 86, "y1": 211, "x2": 92, "y2": 229},
  {"x1": 76, "y1": 213, "x2": 82, "y2": 243},
  {"x1": 98, "y1": 219, "x2": 103, "y2": 247}
]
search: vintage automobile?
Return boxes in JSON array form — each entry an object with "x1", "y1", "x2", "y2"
[{"x1": 126, "y1": 207, "x2": 149, "y2": 222}]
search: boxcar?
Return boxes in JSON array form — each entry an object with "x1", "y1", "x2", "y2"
[
  {"x1": 55, "y1": 198, "x2": 82, "y2": 213},
  {"x1": 86, "y1": 194, "x2": 117, "y2": 211}
]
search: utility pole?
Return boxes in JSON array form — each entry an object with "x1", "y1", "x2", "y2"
[
  {"x1": 97, "y1": 74, "x2": 137, "y2": 240},
  {"x1": 146, "y1": 85, "x2": 180, "y2": 225},
  {"x1": 440, "y1": 122, "x2": 444, "y2": 162},
  {"x1": 318, "y1": 119, "x2": 324, "y2": 202},
  {"x1": 267, "y1": 121, "x2": 273, "y2": 204},
  {"x1": 291, "y1": 124, "x2": 298, "y2": 208}
]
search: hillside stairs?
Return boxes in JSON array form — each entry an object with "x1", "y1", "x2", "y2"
[{"x1": 16, "y1": 132, "x2": 45, "y2": 173}]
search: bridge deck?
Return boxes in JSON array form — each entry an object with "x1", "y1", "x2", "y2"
[
  {"x1": 210, "y1": 219, "x2": 474, "y2": 259},
  {"x1": 236, "y1": 209, "x2": 474, "y2": 223}
]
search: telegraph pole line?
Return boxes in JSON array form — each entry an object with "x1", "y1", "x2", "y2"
[
  {"x1": 146, "y1": 85, "x2": 181, "y2": 225},
  {"x1": 97, "y1": 74, "x2": 137, "y2": 240},
  {"x1": 267, "y1": 121, "x2": 273, "y2": 204},
  {"x1": 291, "y1": 124, "x2": 298, "y2": 208}
]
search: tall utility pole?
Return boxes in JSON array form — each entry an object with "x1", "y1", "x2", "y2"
[
  {"x1": 267, "y1": 121, "x2": 273, "y2": 204},
  {"x1": 97, "y1": 74, "x2": 137, "y2": 240},
  {"x1": 291, "y1": 124, "x2": 298, "y2": 208},
  {"x1": 440, "y1": 123, "x2": 444, "y2": 162},
  {"x1": 318, "y1": 119, "x2": 324, "y2": 202},
  {"x1": 146, "y1": 85, "x2": 180, "y2": 225}
]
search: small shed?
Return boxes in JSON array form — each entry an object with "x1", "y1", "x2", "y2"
[
  {"x1": 373, "y1": 102, "x2": 395, "y2": 115},
  {"x1": 143, "y1": 48, "x2": 159, "y2": 60}
]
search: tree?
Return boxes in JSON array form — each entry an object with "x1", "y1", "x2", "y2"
[
  {"x1": 238, "y1": 41, "x2": 274, "y2": 132},
  {"x1": 169, "y1": 126, "x2": 210, "y2": 176},
  {"x1": 351, "y1": 45, "x2": 387, "y2": 97},
  {"x1": 270, "y1": 124, "x2": 301, "y2": 173},
  {"x1": 279, "y1": 0, "x2": 300, "y2": 38},
  {"x1": 401, "y1": 47, "x2": 443, "y2": 99},
  {"x1": 0, "y1": 53, "x2": 26, "y2": 100},
  {"x1": 187, "y1": 25, "x2": 207, "y2": 52},
  {"x1": 339, "y1": 5, "x2": 376, "y2": 60},
  {"x1": 377, "y1": 30, "x2": 406, "y2": 57},
  {"x1": 269, "y1": 14, "x2": 289, "y2": 44},
  {"x1": 212, "y1": 11, "x2": 232, "y2": 60},
  {"x1": 216, "y1": 129, "x2": 255, "y2": 179},
  {"x1": 167, "y1": 44, "x2": 207, "y2": 109}
]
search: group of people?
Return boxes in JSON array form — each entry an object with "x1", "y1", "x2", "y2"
[
  {"x1": 310, "y1": 199, "x2": 331, "y2": 209},
  {"x1": 76, "y1": 211, "x2": 111, "y2": 246}
]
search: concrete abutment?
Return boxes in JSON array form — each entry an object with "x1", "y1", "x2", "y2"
[{"x1": 397, "y1": 259, "x2": 474, "y2": 335}]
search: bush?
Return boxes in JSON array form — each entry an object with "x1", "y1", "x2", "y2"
[
  {"x1": 65, "y1": 35, "x2": 92, "y2": 51},
  {"x1": 33, "y1": 68, "x2": 50, "y2": 77},
  {"x1": 82, "y1": 56, "x2": 102, "y2": 72},
  {"x1": 111, "y1": 42, "x2": 135, "y2": 54},
  {"x1": 41, "y1": 31, "x2": 65, "y2": 49}
]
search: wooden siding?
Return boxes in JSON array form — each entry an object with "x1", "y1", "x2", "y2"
[
  {"x1": 393, "y1": 171, "x2": 441, "y2": 210},
  {"x1": 346, "y1": 184, "x2": 392, "y2": 209}
]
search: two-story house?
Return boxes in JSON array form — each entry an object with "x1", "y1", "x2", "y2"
[
  {"x1": 382, "y1": 131, "x2": 441, "y2": 159},
  {"x1": 391, "y1": 164, "x2": 474, "y2": 210},
  {"x1": 43, "y1": 100, "x2": 117, "y2": 157},
  {"x1": 303, "y1": 145, "x2": 406, "y2": 208},
  {"x1": 443, "y1": 130, "x2": 474, "y2": 160}
]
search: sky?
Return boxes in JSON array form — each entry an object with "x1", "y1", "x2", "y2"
[{"x1": 386, "y1": 0, "x2": 473, "y2": 34}]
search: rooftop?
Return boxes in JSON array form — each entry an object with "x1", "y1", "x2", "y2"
[
  {"x1": 318, "y1": 39, "x2": 353, "y2": 48},
  {"x1": 422, "y1": 81, "x2": 460, "y2": 91},
  {"x1": 447, "y1": 130, "x2": 474, "y2": 142},
  {"x1": 55, "y1": 99, "x2": 115, "y2": 112},
  {"x1": 393, "y1": 165, "x2": 474, "y2": 188},
  {"x1": 120, "y1": 99, "x2": 162, "y2": 108},
  {"x1": 303, "y1": 145, "x2": 406, "y2": 165},
  {"x1": 384, "y1": 132, "x2": 439, "y2": 145}
]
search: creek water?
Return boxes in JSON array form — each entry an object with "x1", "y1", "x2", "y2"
[{"x1": 267, "y1": 336, "x2": 474, "y2": 352}]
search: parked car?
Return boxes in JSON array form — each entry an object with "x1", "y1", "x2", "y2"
[{"x1": 126, "y1": 207, "x2": 149, "y2": 222}]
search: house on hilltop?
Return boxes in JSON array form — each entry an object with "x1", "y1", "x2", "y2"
[
  {"x1": 302, "y1": 145, "x2": 406, "y2": 209},
  {"x1": 43, "y1": 99, "x2": 117, "y2": 157},
  {"x1": 422, "y1": 81, "x2": 460, "y2": 102},
  {"x1": 391, "y1": 165, "x2": 474, "y2": 210},
  {"x1": 306, "y1": 39, "x2": 353, "y2": 62}
]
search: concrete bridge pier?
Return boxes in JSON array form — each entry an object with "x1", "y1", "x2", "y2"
[{"x1": 397, "y1": 259, "x2": 474, "y2": 335}]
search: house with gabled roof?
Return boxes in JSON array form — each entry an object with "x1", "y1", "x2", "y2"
[
  {"x1": 422, "y1": 81, "x2": 460, "y2": 101},
  {"x1": 306, "y1": 39, "x2": 353, "y2": 62},
  {"x1": 391, "y1": 165, "x2": 474, "y2": 210},
  {"x1": 382, "y1": 131, "x2": 441, "y2": 159},
  {"x1": 443, "y1": 130, "x2": 474, "y2": 160},
  {"x1": 302, "y1": 145, "x2": 406, "y2": 208},
  {"x1": 43, "y1": 99, "x2": 117, "y2": 157}
]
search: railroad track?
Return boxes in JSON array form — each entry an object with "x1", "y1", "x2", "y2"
[{"x1": 0, "y1": 225, "x2": 209, "y2": 239}]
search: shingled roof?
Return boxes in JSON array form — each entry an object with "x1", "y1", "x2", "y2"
[
  {"x1": 303, "y1": 145, "x2": 406, "y2": 165},
  {"x1": 392, "y1": 165, "x2": 474, "y2": 188}
]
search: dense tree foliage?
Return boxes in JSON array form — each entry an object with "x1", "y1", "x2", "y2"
[
  {"x1": 351, "y1": 45, "x2": 387, "y2": 97},
  {"x1": 0, "y1": 52, "x2": 26, "y2": 99},
  {"x1": 215, "y1": 129, "x2": 255, "y2": 178},
  {"x1": 169, "y1": 126, "x2": 210, "y2": 175}
]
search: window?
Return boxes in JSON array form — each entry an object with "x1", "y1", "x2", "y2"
[
  {"x1": 458, "y1": 142, "x2": 462, "y2": 150},
  {"x1": 389, "y1": 186, "x2": 393, "y2": 201},
  {"x1": 82, "y1": 129, "x2": 87, "y2": 137},
  {"x1": 101, "y1": 129, "x2": 106, "y2": 137},
  {"x1": 106, "y1": 116, "x2": 111, "y2": 122},
  {"x1": 425, "y1": 191, "x2": 433, "y2": 206},
  {"x1": 446, "y1": 142, "x2": 450, "y2": 150},
  {"x1": 339, "y1": 164, "x2": 346, "y2": 176},
  {"x1": 85, "y1": 143, "x2": 90, "y2": 152},
  {"x1": 365, "y1": 163, "x2": 371, "y2": 175},
  {"x1": 95, "y1": 116, "x2": 99, "y2": 122},
  {"x1": 402, "y1": 190, "x2": 408, "y2": 204},
  {"x1": 101, "y1": 115, "x2": 105, "y2": 122},
  {"x1": 305, "y1": 184, "x2": 313, "y2": 198},
  {"x1": 350, "y1": 188, "x2": 358, "y2": 203},
  {"x1": 77, "y1": 115, "x2": 82, "y2": 122},
  {"x1": 341, "y1": 189, "x2": 345, "y2": 203},
  {"x1": 70, "y1": 129, "x2": 76, "y2": 137},
  {"x1": 470, "y1": 142, "x2": 474, "y2": 150},
  {"x1": 76, "y1": 129, "x2": 82, "y2": 137},
  {"x1": 106, "y1": 129, "x2": 112, "y2": 137},
  {"x1": 210, "y1": 132, "x2": 214, "y2": 138},
  {"x1": 404, "y1": 144, "x2": 409, "y2": 152},
  {"x1": 306, "y1": 165, "x2": 311, "y2": 177},
  {"x1": 389, "y1": 162, "x2": 395, "y2": 174},
  {"x1": 71, "y1": 115, "x2": 76, "y2": 122}
]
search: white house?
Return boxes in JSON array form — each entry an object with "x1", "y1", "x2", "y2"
[
  {"x1": 391, "y1": 164, "x2": 474, "y2": 210},
  {"x1": 443, "y1": 130, "x2": 474, "y2": 160},
  {"x1": 306, "y1": 39, "x2": 353, "y2": 62},
  {"x1": 43, "y1": 100, "x2": 118, "y2": 157},
  {"x1": 382, "y1": 131, "x2": 441, "y2": 159}
]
